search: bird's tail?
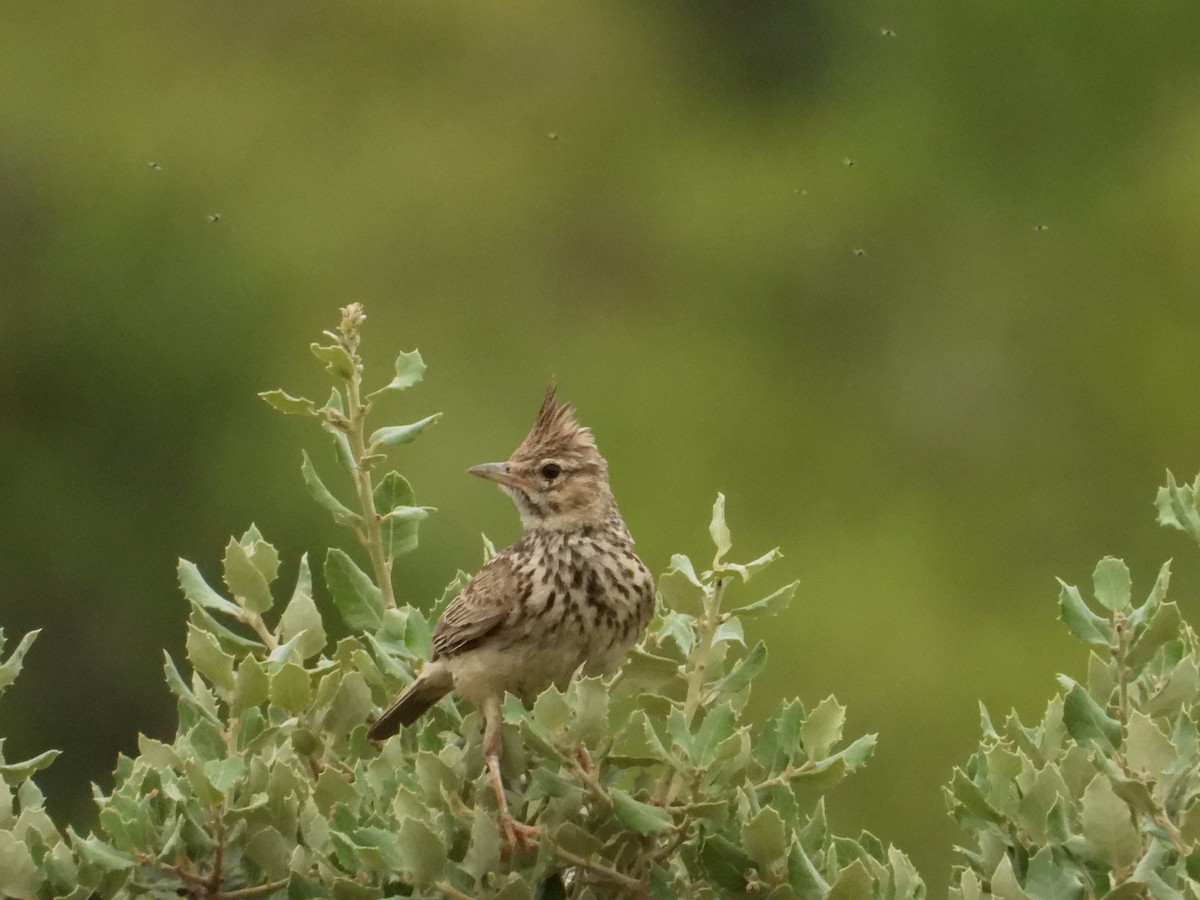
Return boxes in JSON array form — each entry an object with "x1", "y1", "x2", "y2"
[{"x1": 367, "y1": 664, "x2": 453, "y2": 741}]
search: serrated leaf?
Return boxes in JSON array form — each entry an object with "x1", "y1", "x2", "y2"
[
  {"x1": 698, "y1": 834, "x2": 752, "y2": 892},
  {"x1": 258, "y1": 388, "x2": 318, "y2": 415},
  {"x1": 223, "y1": 538, "x2": 274, "y2": 613},
  {"x1": 369, "y1": 349, "x2": 427, "y2": 397},
  {"x1": 277, "y1": 554, "x2": 327, "y2": 659},
  {"x1": 658, "y1": 568, "x2": 705, "y2": 616},
  {"x1": 325, "y1": 549, "x2": 384, "y2": 631},
  {"x1": 611, "y1": 788, "x2": 673, "y2": 835},
  {"x1": 694, "y1": 703, "x2": 737, "y2": 763},
  {"x1": 320, "y1": 388, "x2": 356, "y2": 473},
  {"x1": 1057, "y1": 580, "x2": 1114, "y2": 647},
  {"x1": 710, "y1": 493, "x2": 732, "y2": 562},
  {"x1": 670, "y1": 554, "x2": 703, "y2": 586},
  {"x1": 1124, "y1": 711, "x2": 1176, "y2": 775},
  {"x1": 990, "y1": 854, "x2": 1032, "y2": 900},
  {"x1": 310, "y1": 342, "x2": 355, "y2": 379},
  {"x1": 177, "y1": 560, "x2": 242, "y2": 617},
  {"x1": 802, "y1": 696, "x2": 846, "y2": 760},
  {"x1": 203, "y1": 758, "x2": 246, "y2": 794},
  {"x1": 1092, "y1": 557, "x2": 1131, "y2": 612},
  {"x1": 375, "y1": 472, "x2": 426, "y2": 559},
  {"x1": 717, "y1": 641, "x2": 767, "y2": 694},
  {"x1": 788, "y1": 834, "x2": 830, "y2": 898},
  {"x1": 1156, "y1": 471, "x2": 1200, "y2": 541},
  {"x1": 1024, "y1": 847, "x2": 1084, "y2": 900},
  {"x1": 0, "y1": 630, "x2": 38, "y2": 693},
  {"x1": 1058, "y1": 676, "x2": 1120, "y2": 751},
  {"x1": 368, "y1": 413, "x2": 442, "y2": 450},
  {"x1": 720, "y1": 547, "x2": 783, "y2": 583},
  {"x1": 1081, "y1": 774, "x2": 1140, "y2": 869},
  {"x1": 737, "y1": 581, "x2": 798, "y2": 618},
  {"x1": 827, "y1": 859, "x2": 872, "y2": 900},
  {"x1": 1129, "y1": 560, "x2": 1171, "y2": 631},
  {"x1": 743, "y1": 806, "x2": 788, "y2": 870},
  {"x1": 186, "y1": 624, "x2": 236, "y2": 691},
  {"x1": 0, "y1": 749, "x2": 61, "y2": 785},
  {"x1": 1126, "y1": 601, "x2": 1183, "y2": 672},
  {"x1": 270, "y1": 662, "x2": 311, "y2": 713},
  {"x1": 301, "y1": 450, "x2": 362, "y2": 527}
]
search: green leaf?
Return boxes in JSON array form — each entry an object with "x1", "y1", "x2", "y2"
[
  {"x1": 186, "y1": 624, "x2": 236, "y2": 691},
  {"x1": 202, "y1": 758, "x2": 246, "y2": 794},
  {"x1": 0, "y1": 831, "x2": 39, "y2": 898},
  {"x1": 1024, "y1": 847, "x2": 1084, "y2": 900},
  {"x1": 320, "y1": 388, "x2": 356, "y2": 473},
  {"x1": 717, "y1": 641, "x2": 767, "y2": 694},
  {"x1": 1058, "y1": 676, "x2": 1120, "y2": 751},
  {"x1": 801, "y1": 696, "x2": 846, "y2": 760},
  {"x1": 658, "y1": 568, "x2": 705, "y2": 616},
  {"x1": 742, "y1": 806, "x2": 788, "y2": 869},
  {"x1": 368, "y1": 413, "x2": 442, "y2": 449},
  {"x1": 697, "y1": 834, "x2": 752, "y2": 892},
  {"x1": 737, "y1": 581, "x2": 798, "y2": 618},
  {"x1": 710, "y1": 493, "x2": 732, "y2": 562},
  {"x1": 223, "y1": 538, "x2": 274, "y2": 613},
  {"x1": 827, "y1": 860, "x2": 873, "y2": 900},
  {"x1": 177, "y1": 560, "x2": 242, "y2": 617},
  {"x1": 301, "y1": 450, "x2": 363, "y2": 527},
  {"x1": 1124, "y1": 710, "x2": 1176, "y2": 774},
  {"x1": 0, "y1": 630, "x2": 38, "y2": 693},
  {"x1": 310, "y1": 342, "x2": 355, "y2": 379},
  {"x1": 369, "y1": 349, "x2": 427, "y2": 397},
  {"x1": 1056, "y1": 580, "x2": 1114, "y2": 647},
  {"x1": 1156, "y1": 470, "x2": 1200, "y2": 541},
  {"x1": 278, "y1": 554, "x2": 327, "y2": 659},
  {"x1": 571, "y1": 677, "x2": 609, "y2": 746},
  {"x1": 694, "y1": 703, "x2": 737, "y2": 763},
  {"x1": 611, "y1": 788, "x2": 674, "y2": 835},
  {"x1": 69, "y1": 829, "x2": 135, "y2": 872},
  {"x1": 1080, "y1": 773, "x2": 1140, "y2": 870},
  {"x1": 396, "y1": 817, "x2": 446, "y2": 883},
  {"x1": 1126, "y1": 601, "x2": 1182, "y2": 671},
  {"x1": 0, "y1": 749, "x2": 61, "y2": 785},
  {"x1": 990, "y1": 854, "x2": 1032, "y2": 900},
  {"x1": 325, "y1": 549, "x2": 384, "y2": 631},
  {"x1": 258, "y1": 388, "x2": 318, "y2": 415},
  {"x1": 1129, "y1": 560, "x2": 1171, "y2": 631},
  {"x1": 788, "y1": 836, "x2": 831, "y2": 899},
  {"x1": 719, "y1": 547, "x2": 783, "y2": 583},
  {"x1": 375, "y1": 472, "x2": 427, "y2": 558},
  {"x1": 270, "y1": 662, "x2": 311, "y2": 713},
  {"x1": 1092, "y1": 557, "x2": 1131, "y2": 612}
]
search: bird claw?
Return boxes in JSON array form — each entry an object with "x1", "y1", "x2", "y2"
[{"x1": 499, "y1": 812, "x2": 541, "y2": 854}]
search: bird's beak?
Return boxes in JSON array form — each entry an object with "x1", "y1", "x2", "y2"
[{"x1": 468, "y1": 462, "x2": 534, "y2": 492}]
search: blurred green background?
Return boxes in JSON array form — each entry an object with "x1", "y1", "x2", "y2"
[{"x1": 4, "y1": 2, "x2": 1200, "y2": 889}]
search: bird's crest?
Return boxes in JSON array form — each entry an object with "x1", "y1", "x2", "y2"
[{"x1": 512, "y1": 383, "x2": 598, "y2": 462}]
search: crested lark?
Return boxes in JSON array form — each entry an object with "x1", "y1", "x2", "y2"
[{"x1": 367, "y1": 386, "x2": 655, "y2": 847}]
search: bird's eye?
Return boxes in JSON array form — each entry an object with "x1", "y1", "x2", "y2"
[{"x1": 540, "y1": 463, "x2": 562, "y2": 480}]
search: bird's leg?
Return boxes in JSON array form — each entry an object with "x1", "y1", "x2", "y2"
[{"x1": 483, "y1": 696, "x2": 540, "y2": 853}]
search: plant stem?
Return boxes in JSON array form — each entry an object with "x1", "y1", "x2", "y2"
[
  {"x1": 548, "y1": 840, "x2": 648, "y2": 896},
  {"x1": 344, "y1": 360, "x2": 396, "y2": 610},
  {"x1": 222, "y1": 878, "x2": 293, "y2": 898},
  {"x1": 434, "y1": 882, "x2": 475, "y2": 900},
  {"x1": 656, "y1": 576, "x2": 728, "y2": 806}
]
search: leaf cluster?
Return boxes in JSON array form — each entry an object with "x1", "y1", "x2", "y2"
[
  {"x1": 0, "y1": 308, "x2": 922, "y2": 899},
  {"x1": 946, "y1": 470, "x2": 1200, "y2": 899}
]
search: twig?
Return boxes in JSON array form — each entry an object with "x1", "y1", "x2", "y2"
[
  {"x1": 434, "y1": 882, "x2": 476, "y2": 900},
  {"x1": 222, "y1": 878, "x2": 292, "y2": 898},
  {"x1": 548, "y1": 841, "x2": 647, "y2": 897}
]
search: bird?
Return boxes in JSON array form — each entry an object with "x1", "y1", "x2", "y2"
[{"x1": 367, "y1": 385, "x2": 656, "y2": 848}]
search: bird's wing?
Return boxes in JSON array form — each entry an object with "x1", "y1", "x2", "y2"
[{"x1": 432, "y1": 552, "x2": 518, "y2": 659}]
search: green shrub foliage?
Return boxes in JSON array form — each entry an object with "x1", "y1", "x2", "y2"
[
  {"x1": 945, "y1": 471, "x2": 1200, "y2": 898},
  {"x1": 0, "y1": 307, "x2": 922, "y2": 899}
]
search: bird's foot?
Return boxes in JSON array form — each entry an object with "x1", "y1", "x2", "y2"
[{"x1": 499, "y1": 812, "x2": 541, "y2": 855}]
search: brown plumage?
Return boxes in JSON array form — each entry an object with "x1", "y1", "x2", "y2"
[{"x1": 367, "y1": 386, "x2": 655, "y2": 846}]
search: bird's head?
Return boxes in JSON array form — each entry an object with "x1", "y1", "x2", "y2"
[{"x1": 469, "y1": 385, "x2": 616, "y2": 531}]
